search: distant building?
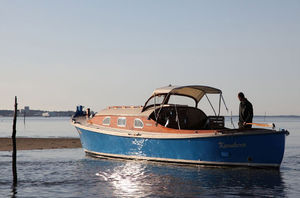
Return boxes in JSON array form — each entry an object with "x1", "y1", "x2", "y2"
[{"x1": 24, "y1": 106, "x2": 30, "y2": 114}]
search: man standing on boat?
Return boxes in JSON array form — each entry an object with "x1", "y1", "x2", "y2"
[{"x1": 238, "y1": 92, "x2": 253, "y2": 129}]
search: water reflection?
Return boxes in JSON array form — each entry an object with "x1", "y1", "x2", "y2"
[
  {"x1": 11, "y1": 185, "x2": 17, "y2": 198},
  {"x1": 94, "y1": 159, "x2": 286, "y2": 197},
  {"x1": 96, "y1": 161, "x2": 151, "y2": 197},
  {"x1": 0, "y1": 149, "x2": 289, "y2": 197},
  {"x1": 194, "y1": 167, "x2": 286, "y2": 197},
  {"x1": 129, "y1": 139, "x2": 147, "y2": 156}
]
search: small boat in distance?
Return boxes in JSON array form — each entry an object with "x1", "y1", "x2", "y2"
[
  {"x1": 42, "y1": 112, "x2": 50, "y2": 117},
  {"x1": 72, "y1": 85, "x2": 289, "y2": 168}
]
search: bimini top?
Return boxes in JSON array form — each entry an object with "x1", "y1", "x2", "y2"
[{"x1": 152, "y1": 85, "x2": 222, "y2": 103}]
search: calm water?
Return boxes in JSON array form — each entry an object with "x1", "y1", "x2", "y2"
[
  {"x1": 0, "y1": 117, "x2": 76, "y2": 138},
  {"x1": 0, "y1": 116, "x2": 299, "y2": 197}
]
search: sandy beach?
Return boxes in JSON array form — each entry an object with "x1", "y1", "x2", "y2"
[{"x1": 0, "y1": 137, "x2": 82, "y2": 151}]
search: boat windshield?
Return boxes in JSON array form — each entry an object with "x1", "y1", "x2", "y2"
[
  {"x1": 143, "y1": 94, "x2": 197, "y2": 111},
  {"x1": 144, "y1": 94, "x2": 165, "y2": 109}
]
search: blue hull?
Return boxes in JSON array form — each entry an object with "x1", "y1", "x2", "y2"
[{"x1": 75, "y1": 126, "x2": 287, "y2": 167}]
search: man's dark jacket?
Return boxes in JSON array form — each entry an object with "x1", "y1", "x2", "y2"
[{"x1": 239, "y1": 98, "x2": 253, "y2": 128}]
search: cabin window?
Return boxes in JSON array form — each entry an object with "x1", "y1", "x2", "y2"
[
  {"x1": 117, "y1": 117, "x2": 126, "y2": 127},
  {"x1": 134, "y1": 118, "x2": 144, "y2": 129},
  {"x1": 102, "y1": 117, "x2": 110, "y2": 126}
]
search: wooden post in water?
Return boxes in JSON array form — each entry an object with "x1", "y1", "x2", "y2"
[
  {"x1": 24, "y1": 111, "x2": 26, "y2": 125},
  {"x1": 12, "y1": 96, "x2": 18, "y2": 186}
]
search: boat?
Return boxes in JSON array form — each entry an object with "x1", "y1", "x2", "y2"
[
  {"x1": 42, "y1": 112, "x2": 50, "y2": 117},
  {"x1": 72, "y1": 85, "x2": 289, "y2": 168}
]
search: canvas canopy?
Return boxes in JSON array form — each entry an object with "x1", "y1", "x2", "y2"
[{"x1": 152, "y1": 85, "x2": 222, "y2": 103}]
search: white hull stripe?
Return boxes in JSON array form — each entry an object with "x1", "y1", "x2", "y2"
[{"x1": 84, "y1": 149, "x2": 280, "y2": 168}]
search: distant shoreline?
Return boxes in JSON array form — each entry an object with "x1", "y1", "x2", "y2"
[
  {"x1": 0, "y1": 109, "x2": 75, "y2": 117},
  {"x1": 0, "y1": 115, "x2": 73, "y2": 117},
  {"x1": 229, "y1": 115, "x2": 300, "y2": 117}
]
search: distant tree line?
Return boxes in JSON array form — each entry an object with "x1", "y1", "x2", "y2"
[{"x1": 0, "y1": 109, "x2": 74, "y2": 117}]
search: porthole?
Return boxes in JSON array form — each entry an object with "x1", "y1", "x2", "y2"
[
  {"x1": 102, "y1": 117, "x2": 111, "y2": 126},
  {"x1": 134, "y1": 118, "x2": 144, "y2": 129}
]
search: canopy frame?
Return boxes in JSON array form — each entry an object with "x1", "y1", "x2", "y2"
[
  {"x1": 142, "y1": 85, "x2": 229, "y2": 128},
  {"x1": 142, "y1": 85, "x2": 224, "y2": 113}
]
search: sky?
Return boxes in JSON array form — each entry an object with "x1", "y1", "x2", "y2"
[{"x1": 0, "y1": 0, "x2": 299, "y2": 115}]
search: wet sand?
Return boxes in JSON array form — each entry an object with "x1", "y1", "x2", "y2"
[{"x1": 0, "y1": 137, "x2": 82, "y2": 151}]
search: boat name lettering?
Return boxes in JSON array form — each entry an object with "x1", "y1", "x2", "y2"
[{"x1": 218, "y1": 142, "x2": 246, "y2": 149}]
